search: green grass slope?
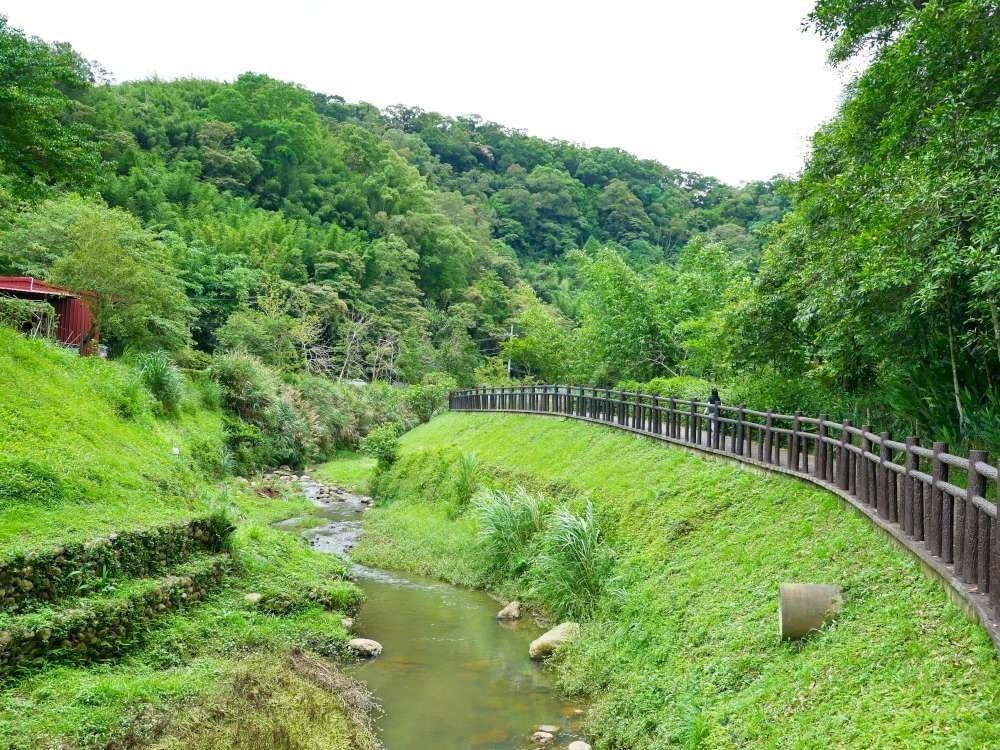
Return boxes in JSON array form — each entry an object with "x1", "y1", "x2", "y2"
[
  {"x1": 0, "y1": 331, "x2": 374, "y2": 749},
  {"x1": 335, "y1": 412, "x2": 1000, "y2": 749},
  {"x1": 0, "y1": 328, "x2": 225, "y2": 552}
]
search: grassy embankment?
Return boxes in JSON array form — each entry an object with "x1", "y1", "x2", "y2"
[
  {"x1": 320, "y1": 411, "x2": 1000, "y2": 749},
  {"x1": 0, "y1": 329, "x2": 376, "y2": 750}
]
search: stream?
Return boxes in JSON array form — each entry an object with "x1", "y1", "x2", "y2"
[{"x1": 286, "y1": 478, "x2": 587, "y2": 749}]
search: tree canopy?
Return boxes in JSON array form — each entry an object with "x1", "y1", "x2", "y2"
[{"x1": 0, "y1": 3, "x2": 996, "y2": 447}]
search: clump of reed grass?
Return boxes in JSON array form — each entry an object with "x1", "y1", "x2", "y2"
[
  {"x1": 529, "y1": 500, "x2": 617, "y2": 621},
  {"x1": 473, "y1": 487, "x2": 550, "y2": 583}
]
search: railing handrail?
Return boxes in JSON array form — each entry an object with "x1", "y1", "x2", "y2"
[{"x1": 448, "y1": 383, "x2": 1000, "y2": 654}]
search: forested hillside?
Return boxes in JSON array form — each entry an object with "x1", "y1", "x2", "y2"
[{"x1": 1, "y1": 0, "x2": 997, "y2": 449}]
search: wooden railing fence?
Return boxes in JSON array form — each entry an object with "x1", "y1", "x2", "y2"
[{"x1": 449, "y1": 385, "x2": 1000, "y2": 649}]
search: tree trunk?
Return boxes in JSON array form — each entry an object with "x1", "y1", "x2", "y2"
[{"x1": 947, "y1": 316, "x2": 965, "y2": 426}]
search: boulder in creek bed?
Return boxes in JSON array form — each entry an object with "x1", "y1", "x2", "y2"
[
  {"x1": 496, "y1": 600, "x2": 521, "y2": 620},
  {"x1": 528, "y1": 622, "x2": 580, "y2": 660},
  {"x1": 348, "y1": 638, "x2": 383, "y2": 657},
  {"x1": 531, "y1": 730, "x2": 554, "y2": 745},
  {"x1": 568, "y1": 742, "x2": 592, "y2": 750},
  {"x1": 341, "y1": 616, "x2": 354, "y2": 630}
]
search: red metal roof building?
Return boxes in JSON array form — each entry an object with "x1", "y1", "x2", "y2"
[{"x1": 0, "y1": 276, "x2": 99, "y2": 355}]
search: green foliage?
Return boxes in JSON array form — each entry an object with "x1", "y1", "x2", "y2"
[
  {"x1": 208, "y1": 351, "x2": 278, "y2": 423},
  {"x1": 0, "y1": 17, "x2": 99, "y2": 196},
  {"x1": 617, "y1": 375, "x2": 714, "y2": 401},
  {"x1": 132, "y1": 350, "x2": 185, "y2": 416},
  {"x1": 501, "y1": 291, "x2": 575, "y2": 382},
  {"x1": 403, "y1": 371, "x2": 456, "y2": 423},
  {"x1": 733, "y1": 0, "x2": 1000, "y2": 447},
  {"x1": 359, "y1": 424, "x2": 400, "y2": 470},
  {"x1": 473, "y1": 487, "x2": 550, "y2": 584},
  {"x1": 1, "y1": 196, "x2": 194, "y2": 352},
  {"x1": 0, "y1": 458, "x2": 68, "y2": 509},
  {"x1": 0, "y1": 297, "x2": 55, "y2": 338},
  {"x1": 451, "y1": 452, "x2": 481, "y2": 511},
  {"x1": 530, "y1": 501, "x2": 617, "y2": 621},
  {"x1": 83, "y1": 357, "x2": 153, "y2": 420},
  {"x1": 574, "y1": 248, "x2": 669, "y2": 383}
]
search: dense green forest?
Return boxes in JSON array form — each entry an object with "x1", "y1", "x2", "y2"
[{"x1": 1, "y1": 0, "x2": 997, "y2": 449}]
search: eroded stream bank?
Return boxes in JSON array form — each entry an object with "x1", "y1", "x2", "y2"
[{"x1": 284, "y1": 477, "x2": 586, "y2": 749}]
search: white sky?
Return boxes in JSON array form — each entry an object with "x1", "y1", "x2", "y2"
[{"x1": 4, "y1": 1, "x2": 854, "y2": 184}]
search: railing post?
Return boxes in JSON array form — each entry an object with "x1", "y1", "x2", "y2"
[
  {"x1": 837, "y1": 421, "x2": 851, "y2": 490},
  {"x1": 668, "y1": 397, "x2": 676, "y2": 438},
  {"x1": 877, "y1": 431, "x2": 891, "y2": 521},
  {"x1": 978, "y1": 497, "x2": 990, "y2": 595},
  {"x1": 992, "y1": 460, "x2": 1000, "y2": 615},
  {"x1": 929, "y1": 441, "x2": 947, "y2": 557},
  {"x1": 960, "y1": 450, "x2": 987, "y2": 583},
  {"x1": 789, "y1": 412, "x2": 801, "y2": 470},
  {"x1": 859, "y1": 426, "x2": 872, "y2": 505},
  {"x1": 763, "y1": 411, "x2": 774, "y2": 463},
  {"x1": 817, "y1": 416, "x2": 829, "y2": 481},
  {"x1": 652, "y1": 396, "x2": 660, "y2": 434},
  {"x1": 955, "y1": 451, "x2": 989, "y2": 583},
  {"x1": 903, "y1": 436, "x2": 917, "y2": 537},
  {"x1": 687, "y1": 401, "x2": 695, "y2": 443},
  {"x1": 736, "y1": 404, "x2": 746, "y2": 456}
]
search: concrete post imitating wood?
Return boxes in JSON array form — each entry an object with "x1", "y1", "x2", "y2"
[
  {"x1": 778, "y1": 583, "x2": 843, "y2": 641},
  {"x1": 962, "y1": 450, "x2": 987, "y2": 584},
  {"x1": 837, "y1": 421, "x2": 851, "y2": 490},
  {"x1": 929, "y1": 441, "x2": 948, "y2": 558},
  {"x1": 736, "y1": 404, "x2": 746, "y2": 456},
  {"x1": 789, "y1": 412, "x2": 801, "y2": 471},
  {"x1": 764, "y1": 411, "x2": 774, "y2": 464}
]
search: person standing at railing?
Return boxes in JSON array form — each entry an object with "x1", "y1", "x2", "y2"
[{"x1": 707, "y1": 388, "x2": 722, "y2": 445}]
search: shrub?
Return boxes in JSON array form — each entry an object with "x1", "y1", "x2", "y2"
[
  {"x1": 0, "y1": 295, "x2": 55, "y2": 338},
  {"x1": 189, "y1": 434, "x2": 231, "y2": 479},
  {"x1": 452, "y1": 452, "x2": 481, "y2": 512},
  {"x1": 262, "y1": 388, "x2": 314, "y2": 467},
  {"x1": 133, "y1": 350, "x2": 185, "y2": 416},
  {"x1": 173, "y1": 346, "x2": 213, "y2": 371},
  {"x1": 209, "y1": 353, "x2": 316, "y2": 471},
  {"x1": 359, "y1": 424, "x2": 401, "y2": 470},
  {"x1": 530, "y1": 501, "x2": 617, "y2": 621},
  {"x1": 81, "y1": 358, "x2": 152, "y2": 420},
  {"x1": 474, "y1": 487, "x2": 550, "y2": 584},
  {"x1": 208, "y1": 351, "x2": 279, "y2": 422},
  {"x1": 404, "y1": 371, "x2": 457, "y2": 423},
  {"x1": 191, "y1": 375, "x2": 223, "y2": 411},
  {"x1": 362, "y1": 381, "x2": 414, "y2": 433},
  {"x1": 294, "y1": 375, "x2": 354, "y2": 453},
  {"x1": 619, "y1": 375, "x2": 715, "y2": 401}
]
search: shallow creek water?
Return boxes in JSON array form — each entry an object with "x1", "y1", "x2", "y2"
[{"x1": 288, "y1": 480, "x2": 586, "y2": 749}]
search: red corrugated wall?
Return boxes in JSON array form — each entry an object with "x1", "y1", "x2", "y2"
[{"x1": 53, "y1": 297, "x2": 97, "y2": 355}]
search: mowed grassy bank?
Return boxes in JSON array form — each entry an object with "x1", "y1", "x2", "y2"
[
  {"x1": 0, "y1": 327, "x2": 224, "y2": 552},
  {"x1": 0, "y1": 331, "x2": 375, "y2": 749},
  {"x1": 328, "y1": 412, "x2": 1000, "y2": 748}
]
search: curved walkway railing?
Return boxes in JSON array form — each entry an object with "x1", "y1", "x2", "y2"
[{"x1": 450, "y1": 384, "x2": 1000, "y2": 651}]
